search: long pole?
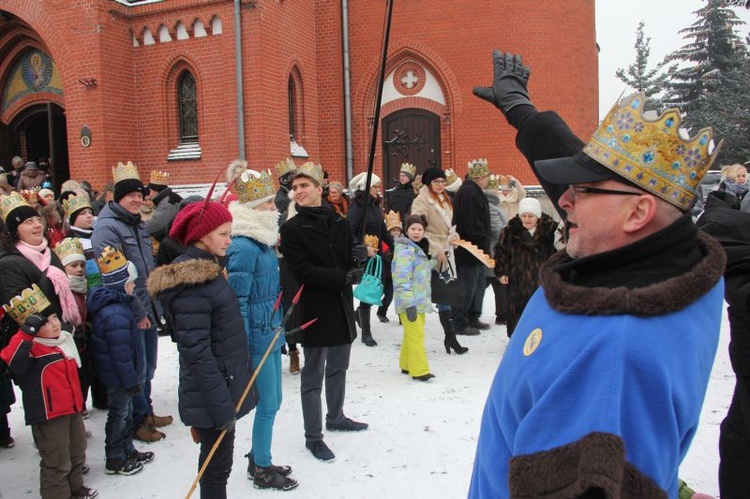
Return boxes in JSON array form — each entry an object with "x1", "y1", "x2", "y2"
[{"x1": 358, "y1": 0, "x2": 395, "y2": 243}]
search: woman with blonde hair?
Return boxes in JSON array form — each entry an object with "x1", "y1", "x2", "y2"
[{"x1": 719, "y1": 163, "x2": 748, "y2": 201}]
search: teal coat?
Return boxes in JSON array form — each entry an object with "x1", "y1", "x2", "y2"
[{"x1": 391, "y1": 237, "x2": 434, "y2": 314}]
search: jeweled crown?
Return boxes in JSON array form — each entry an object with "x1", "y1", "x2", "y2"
[
  {"x1": 486, "y1": 174, "x2": 499, "y2": 190},
  {"x1": 274, "y1": 158, "x2": 297, "y2": 179},
  {"x1": 235, "y1": 169, "x2": 276, "y2": 204},
  {"x1": 150, "y1": 170, "x2": 170, "y2": 186},
  {"x1": 400, "y1": 162, "x2": 417, "y2": 177},
  {"x1": 385, "y1": 210, "x2": 402, "y2": 231},
  {"x1": 97, "y1": 246, "x2": 128, "y2": 274},
  {"x1": 3, "y1": 284, "x2": 52, "y2": 326},
  {"x1": 364, "y1": 234, "x2": 379, "y2": 249},
  {"x1": 467, "y1": 158, "x2": 489, "y2": 179},
  {"x1": 295, "y1": 162, "x2": 324, "y2": 185},
  {"x1": 62, "y1": 193, "x2": 92, "y2": 219},
  {"x1": 112, "y1": 161, "x2": 141, "y2": 184},
  {"x1": 55, "y1": 237, "x2": 84, "y2": 263},
  {"x1": 585, "y1": 92, "x2": 721, "y2": 210},
  {"x1": 0, "y1": 191, "x2": 32, "y2": 222}
]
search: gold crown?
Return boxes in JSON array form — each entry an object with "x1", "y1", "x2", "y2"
[
  {"x1": 97, "y1": 246, "x2": 128, "y2": 274},
  {"x1": 295, "y1": 162, "x2": 324, "y2": 185},
  {"x1": 274, "y1": 158, "x2": 297, "y2": 178},
  {"x1": 585, "y1": 92, "x2": 721, "y2": 210},
  {"x1": 112, "y1": 161, "x2": 141, "y2": 184},
  {"x1": 62, "y1": 193, "x2": 92, "y2": 219},
  {"x1": 3, "y1": 284, "x2": 52, "y2": 326},
  {"x1": 385, "y1": 210, "x2": 402, "y2": 231},
  {"x1": 486, "y1": 174, "x2": 499, "y2": 190},
  {"x1": 400, "y1": 162, "x2": 417, "y2": 177},
  {"x1": 0, "y1": 191, "x2": 32, "y2": 222},
  {"x1": 54, "y1": 237, "x2": 84, "y2": 262},
  {"x1": 412, "y1": 174, "x2": 423, "y2": 190},
  {"x1": 150, "y1": 170, "x2": 170, "y2": 186},
  {"x1": 498, "y1": 175, "x2": 512, "y2": 188},
  {"x1": 467, "y1": 159, "x2": 489, "y2": 179},
  {"x1": 445, "y1": 168, "x2": 459, "y2": 185},
  {"x1": 364, "y1": 234, "x2": 379, "y2": 249},
  {"x1": 235, "y1": 169, "x2": 276, "y2": 204}
]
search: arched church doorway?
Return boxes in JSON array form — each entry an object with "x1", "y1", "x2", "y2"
[{"x1": 381, "y1": 108, "x2": 441, "y2": 189}]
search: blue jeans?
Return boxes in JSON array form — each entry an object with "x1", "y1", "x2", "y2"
[
  {"x1": 250, "y1": 349, "x2": 282, "y2": 467},
  {"x1": 451, "y1": 263, "x2": 487, "y2": 332},
  {"x1": 105, "y1": 386, "x2": 136, "y2": 460},
  {"x1": 133, "y1": 325, "x2": 158, "y2": 426}
]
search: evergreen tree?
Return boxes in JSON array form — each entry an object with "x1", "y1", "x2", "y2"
[{"x1": 615, "y1": 21, "x2": 668, "y2": 110}]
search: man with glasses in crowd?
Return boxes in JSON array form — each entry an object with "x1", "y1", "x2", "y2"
[{"x1": 468, "y1": 51, "x2": 726, "y2": 498}]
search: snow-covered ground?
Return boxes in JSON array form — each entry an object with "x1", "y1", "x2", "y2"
[{"x1": 1, "y1": 294, "x2": 733, "y2": 498}]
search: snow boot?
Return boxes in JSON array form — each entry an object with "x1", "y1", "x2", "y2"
[
  {"x1": 253, "y1": 466, "x2": 299, "y2": 491},
  {"x1": 358, "y1": 307, "x2": 377, "y2": 347},
  {"x1": 289, "y1": 350, "x2": 300, "y2": 374},
  {"x1": 439, "y1": 311, "x2": 467, "y2": 354}
]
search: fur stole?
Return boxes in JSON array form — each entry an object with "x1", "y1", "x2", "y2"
[{"x1": 228, "y1": 201, "x2": 280, "y2": 246}]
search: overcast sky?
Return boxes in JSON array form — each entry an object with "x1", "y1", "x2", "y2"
[{"x1": 595, "y1": 0, "x2": 750, "y2": 119}]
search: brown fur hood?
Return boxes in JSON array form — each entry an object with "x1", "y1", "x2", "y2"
[
  {"x1": 539, "y1": 231, "x2": 726, "y2": 316},
  {"x1": 147, "y1": 258, "x2": 222, "y2": 297}
]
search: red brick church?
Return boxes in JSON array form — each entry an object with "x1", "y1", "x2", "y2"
[{"x1": 0, "y1": 0, "x2": 598, "y2": 192}]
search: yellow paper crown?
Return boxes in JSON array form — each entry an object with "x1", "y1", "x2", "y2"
[
  {"x1": 150, "y1": 170, "x2": 170, "y2": 186},
  {"x1": 97, "y1": 246, "x2": 128, "y2": 274},
  {"x1": 364, "y1": 234, "x2": 379, "y2": 249},
  {"x1": 486, "y1": 174, "x2": 499, "y2": 190},
  {"x1": 445, "y1": 168, "x2": 459, "y2": 186},
  {"x1": 62, "y1": 193, "x2": 92, "y2": 219},
  {"x1": 54, "y1": 237, "x2": 84, "y2": 263},
  {"x1": 112, "y1": 161, "x2": 141, "y2": 184},
  {"x1": 412, "y1": 174, "x2": 423, "y2": 191},
  {"x1": 400, "y1": 162, "x2": 417, "y2": 177},
  {"x1": 0, "y1": 191, "x2": 32, "y2": 222},
  {"x1": 498, "y1": 175, "x2": 512, "y2": 189},
  {"x1": 274, "y1": 158, "x2": 297, "y2": 178},
  {"x1": 3, "y1": 284, "x2": 52, "y2": 326},
  {"x1": 235, "y1": 169, "x2": 276, "y2": 204},
  {"x1": 295, "y1": 162, "x2": 324, "y2": 185},
  {"x1": 467, "y1": 159, "x2": 489, "y2": 179},
  {"x1": 385, "y1": 210, "x2": 402, "y2": 231},
  {"x1": 585, "y1": 92, "x2": 721, "y2": 210}
]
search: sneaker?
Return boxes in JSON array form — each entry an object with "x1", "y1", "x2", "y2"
[
  {"x1": 145, "y1": 413, "x2": 173, "y2": 428},
  {"x1": 134, "y1": 423, "x2": 165, "y2": 443},
  {"x1": 105, "y1": 457, "x2": 144, "y2": 476},
  {"x1": 455, "y1": 327, "x2": 480, "y2": 336},
  {"x1": 127, "y1": 450, "x2": 155, "y2": 465},
  {"x1": 413, "y1": 373, "x2": 435, "y2": 382},
  {"x1": 468, "y1": 320, "x2": 490, "y2": 330},
  {"x1": 326, "y1": 417, "x2": 368, "y2": 432},
  {"x1": 305, "y1": 440, "x2": 335, "y2": 462},
  {"x1": 0, "y1": 436, "x2": 15, "y2": 448},
  {"x1": 72, "y1": 485, "x2": 99, "y2": 498},
  {"x1": 253, "y1": 466, "x2": 299, "y2": 491},
  {"x1": 245, "y1": 453, "x2": 292, "y2": 479}
]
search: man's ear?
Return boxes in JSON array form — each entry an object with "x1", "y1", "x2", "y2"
[{"x1": 622, "y1": 194, "x2": 657, "y2": 234}]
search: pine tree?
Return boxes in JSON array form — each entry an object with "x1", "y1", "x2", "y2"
[{"x1": 615, "y1": 21, "x2": 668, "y2": 110}]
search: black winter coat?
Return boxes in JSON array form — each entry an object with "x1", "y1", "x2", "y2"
[
  {"x1": 147, "y1": 246, "x2": 255, "y2": 429},
  {"x1": 279, "y1": 205, "x2": 357, "y2": 348},
  {"x1": 347, "y1": 196, "x2": 394, "y2": 280},
  {"x1": 385, "y1": 183, "x2": 415, "y2": 221},
  {"x1": 452, "y1": 179, "x2": 491, "y2": 267}
]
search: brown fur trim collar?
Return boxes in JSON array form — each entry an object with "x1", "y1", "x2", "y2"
[
  {"x1": 539, "y1": 231, "x2": 726, "y2": 316},
  {"x1": 147, "y1": 259, "x2": 222, "y2": 297}
]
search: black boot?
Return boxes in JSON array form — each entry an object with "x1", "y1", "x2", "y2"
[
  {"x1": 439, "y1": 311, "x2": 468, "y2": 354},
  {"x1": 358, "y1": 307, "x2": 377, "y2": 347}
]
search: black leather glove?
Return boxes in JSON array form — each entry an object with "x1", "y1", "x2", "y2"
[
  {"x1": 352, "y1": 244, "x2": 368, "y2": 263},
  {"x1": 346, "y1": 267, "x2": 364, "y2": 286},
  {"x1": 126, "y1": 385, "x2": 141, "y2": 396},
  {"x1": 217, "y1": 416, "x2": 236, "y2": 433},
  {"x1": 406, "y1": 306, "x2": 418, "y2": 323},
  {"x1": 473, "y1": 50, "x2": 532, "y2": 116},
  {"x1": 21, "y1": 314, "x2": 48, "y2": 336}
]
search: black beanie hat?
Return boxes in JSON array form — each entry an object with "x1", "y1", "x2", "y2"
[
  {"x1": 6, "y1": 205, "x2": 39, "y2": 235},
  {"x1": 114, "y1": 178, "x2": 147, "y2": 203},
  {"x1": 147, "y1": 182, "x2": 168, "y2": 193},
  {"x1": 420, "y1": 168, "x2": 446, "y2": 187}
]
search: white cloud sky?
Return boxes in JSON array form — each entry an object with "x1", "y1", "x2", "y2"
[{"x1": 596, "y1": 0, "x2": 750, "y2": 119}]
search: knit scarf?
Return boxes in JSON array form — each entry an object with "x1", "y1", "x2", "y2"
[
  {"x1": 68, "y1": 275, "x2": 88, "y2": 294},
  {"x1": 723, "y1": 179, "x2": 748, "y2": 199},
  {"x1": 15, "y1": 240, "x2": 83, "y2": 326},
  {"x1": 35, "y1": 330, "x2": 81, "y2": 368}
]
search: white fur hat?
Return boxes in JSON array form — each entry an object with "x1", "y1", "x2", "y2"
[
  {"x1": 349, "y1": 172, "x2": 381, "y2": 192},
  {"x1": 518, "y1": 197, "x2": 541, "y2": 218}
]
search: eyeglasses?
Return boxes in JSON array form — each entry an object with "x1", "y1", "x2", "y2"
[
  {"x1": 567, "y1": 185, "x2": 643, "y2": 201},
  {"x1": 431, "y1": 179, "x2": 447, "y2": 185}
]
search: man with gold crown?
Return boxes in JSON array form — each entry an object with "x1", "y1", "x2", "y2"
[
  {"x1": 144, "y1": 169, "x2": 182, "y2": 245},
  {"x1": 468, "y1": 51, "x2": 726, "y2": 498}
]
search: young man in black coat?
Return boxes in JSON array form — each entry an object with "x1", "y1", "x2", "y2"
[{"x1": 279, "y1": 163, "x2": 369, "y2": 462}]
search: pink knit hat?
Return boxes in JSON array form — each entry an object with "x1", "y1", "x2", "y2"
[{"x1": 169, "y1": 201, "x2": 233, "y2": 246}]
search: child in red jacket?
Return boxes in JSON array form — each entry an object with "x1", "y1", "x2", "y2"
[{"x1": 0, "y1": 284, "x2": 97, "y2": 499}]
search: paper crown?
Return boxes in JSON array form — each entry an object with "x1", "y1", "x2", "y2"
[
  {"x1": 62, "y1": 192, "x2": 92, "y2": 219},
  {"x1": 295, "y1": 162, "x2": 324, "y2": 185},
  {"x1": 412, "y1": 174, "x2": 423, "y2": 191},
  {"x1": 584, "y1": 92, "x2": 721, "y2": 210},
  {"x1": 486, "y1": 174, "x2": 499, "y2": 190},
  {"x1": 0, "y1": 191, "x2": 32, "y2": 222},
  {"x1": 3, "y1": 284, "x2": 52, "y2": 326},
  {"x1": 112, "y1": 161, "x2": 141, "y2": 184},
  {"x1": 400, "y1": 162, "x2": 417, "y2": 177},
  {"x1": 467, "y1": 159, "x2": 489, "y2": 179},
  {"x1": 445, "y1": 168, "x2": 459, "y2": 186},
  {"x1": 274, "y1": 158, "x2": 297, "y2": 178},
  {"x1": 97, "y1": 246, "x2": 128, "y2": 274},
  {"x1": 55, "y1": 237, "x2": 85, "y2": 265},
  {"x1": 235, "y1": 169, "x2": 276, "y2": 205},
  {"x1": 150, "y1": 170, "x2": 170, "y2": 186},
  {"x1": 385, "y1": 210, "x2": 402, "y2": 231},
  {"x1": 498, "y1": 175, "x2": 512, "y2": 189},
  {"x1": 364, "y1": 234, "x2": 379, "y2": 249}
]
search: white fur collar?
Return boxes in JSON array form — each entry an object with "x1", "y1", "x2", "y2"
[{"x1": 228, "y1": 201, "x2": 280, "y2": 246}]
